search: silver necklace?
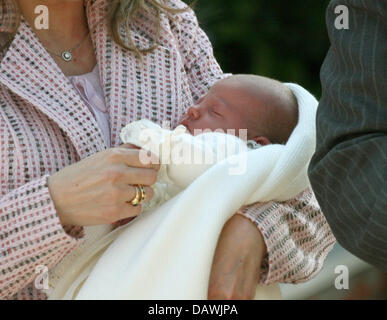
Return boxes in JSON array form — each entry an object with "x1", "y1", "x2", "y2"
[{"x1": 43, "y1": 30, "x2": 90, "y2": 62}]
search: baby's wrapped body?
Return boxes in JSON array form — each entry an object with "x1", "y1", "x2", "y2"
[
  {"x1": 121, "y1": 74, "x2": 302, "y2": 212},
  {"x1": 120, "y1": 119, "x2": 263, "y2": 211}
]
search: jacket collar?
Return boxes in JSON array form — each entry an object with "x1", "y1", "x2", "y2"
[
  {"x1": 0, "y1": 0, "x2": 109, "y2": 158},
  {"x1": 0, "y1": 0, "x2": 106, "y2": 158},
  {"x1": 0, "y1": 0, "x2": 170, "y2": 157}
]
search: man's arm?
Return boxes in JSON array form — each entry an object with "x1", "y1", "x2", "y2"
[{"x1": 308, "y1": 0, "x2": 387, "y2": 271}]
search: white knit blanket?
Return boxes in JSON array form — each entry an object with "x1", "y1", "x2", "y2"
[{"x1": 48, "y1": 83, "x2": 317, "y2": 300}]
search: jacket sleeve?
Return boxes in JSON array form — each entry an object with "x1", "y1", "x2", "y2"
[
  {"x1": 236, "y1": 187, "x2": 336, "y2": 284},
  {"x1": 0, "y1": 175, "x2": 85, "y2": 299},
  {"x1": 308, "y1": 0, "x2": 387, "y2": 271},
  {"x1": 169, "y1": 0, "x2": 336, "y2": 284}
]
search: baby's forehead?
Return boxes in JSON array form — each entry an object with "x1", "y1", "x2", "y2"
[
  {"x1": 215, "y1": 78, "x2": 265, "y2": 100},
  {"x1": 222, "y1": 77, "x2": 286, "y2": 104},
  {"x1": 218, "y1": 80, "x2": 264, "y2": 104},
  {"x1": 213, "y1": 78, "x2": 253, "y2": 97}
]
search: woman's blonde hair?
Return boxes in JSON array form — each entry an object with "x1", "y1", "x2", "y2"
[{"x1": 0, "y1": 0, "x2": 189, "y2": 56}]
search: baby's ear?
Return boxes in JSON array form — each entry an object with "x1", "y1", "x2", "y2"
[{"x1": 252, "y1": 136, "x2": 271, "y2": 146}]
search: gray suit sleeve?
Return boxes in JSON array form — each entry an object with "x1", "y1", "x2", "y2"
[{"x1": 308, "y1": 0, "x2": 387, "y2": 271}]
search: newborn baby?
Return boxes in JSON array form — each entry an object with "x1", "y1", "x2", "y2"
[
  {"x1": 120, "y1": 74, "x2": 300, "y2": 210},
  {"x1": 179, "y1": 74, "x2": 299, "y2": 147}
]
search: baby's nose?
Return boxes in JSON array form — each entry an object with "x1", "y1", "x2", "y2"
[{"x1": 187, "y1": 106, "x2": 200, "y2": 120}]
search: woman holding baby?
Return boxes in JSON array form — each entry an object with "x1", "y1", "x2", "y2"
[{"x1": 0, "y1": 0, "x2": 334, "y2": 299}]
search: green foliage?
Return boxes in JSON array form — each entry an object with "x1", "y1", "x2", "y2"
[{"x1": 184, "y1": 0, "x2": 331, "y2": 98}]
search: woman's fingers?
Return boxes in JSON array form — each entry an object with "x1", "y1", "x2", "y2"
[
  {"x1": 108, "y1": 165, "x2": 158, "y2": 186},
  {"x1": 125, "y1": 184, "x2": 154, "y2": 204},
  {"x1": 115, "y1": 185, "x2": 153, "y2": 221},
  {"x1": 103, "y1": 185, "x2": 154, "y2": 223},
  {"x1": 115, "y1": 202, "x2": 143, "y2": 221},
  {"x1": 107, "y1": 146, "x2": 160, "y2": 171}
]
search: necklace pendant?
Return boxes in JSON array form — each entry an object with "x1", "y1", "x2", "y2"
[{"x1": 61, "y1": 51, "x2": 72, "y2": 62}]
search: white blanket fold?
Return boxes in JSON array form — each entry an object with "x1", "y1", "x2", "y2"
[{"x1": 48, "y1": 83, "x2": 317, "y2": 300}]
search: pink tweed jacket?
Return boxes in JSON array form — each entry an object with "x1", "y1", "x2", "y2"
[{"x1": 0, "y1": 0, "x2": 335, "y2": 299}]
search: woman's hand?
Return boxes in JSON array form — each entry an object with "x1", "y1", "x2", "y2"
[
  {"x1": 208, "y1": 214, "x2": 267, "y2": 300},
  {"x1": 47, "y1": 144, "x2": 160, "y2": 227}
]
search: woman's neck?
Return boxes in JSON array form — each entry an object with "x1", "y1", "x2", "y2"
[
  {"x1": 16, "y1": 0, "x2": 88, "y2": 46},
  {"x1": 15, "y1": 0, "x2": 97, "y2": 77}
]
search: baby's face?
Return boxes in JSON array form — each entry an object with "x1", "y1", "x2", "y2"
[{"x1": 178, "y1": 81, "x2": 253, "y2": 138}]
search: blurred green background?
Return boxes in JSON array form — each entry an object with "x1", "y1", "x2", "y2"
[{"x1": 184, "y1": 0, "x2": 331, "y2": 98}]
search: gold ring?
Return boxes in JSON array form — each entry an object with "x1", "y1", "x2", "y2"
[
  {"x1": 129, "y1": 185, "x2": 146, "y2": 207},
  {"x1": 139, "y1": 185, "x2": 146, "y2": 202},
  {"x1": 129, "y1": 185, "x2": 141, "y2": 206}
]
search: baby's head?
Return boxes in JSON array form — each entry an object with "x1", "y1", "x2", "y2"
[{"x1": 179, "y1": 74, "x2": 298, "y2": 145}]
